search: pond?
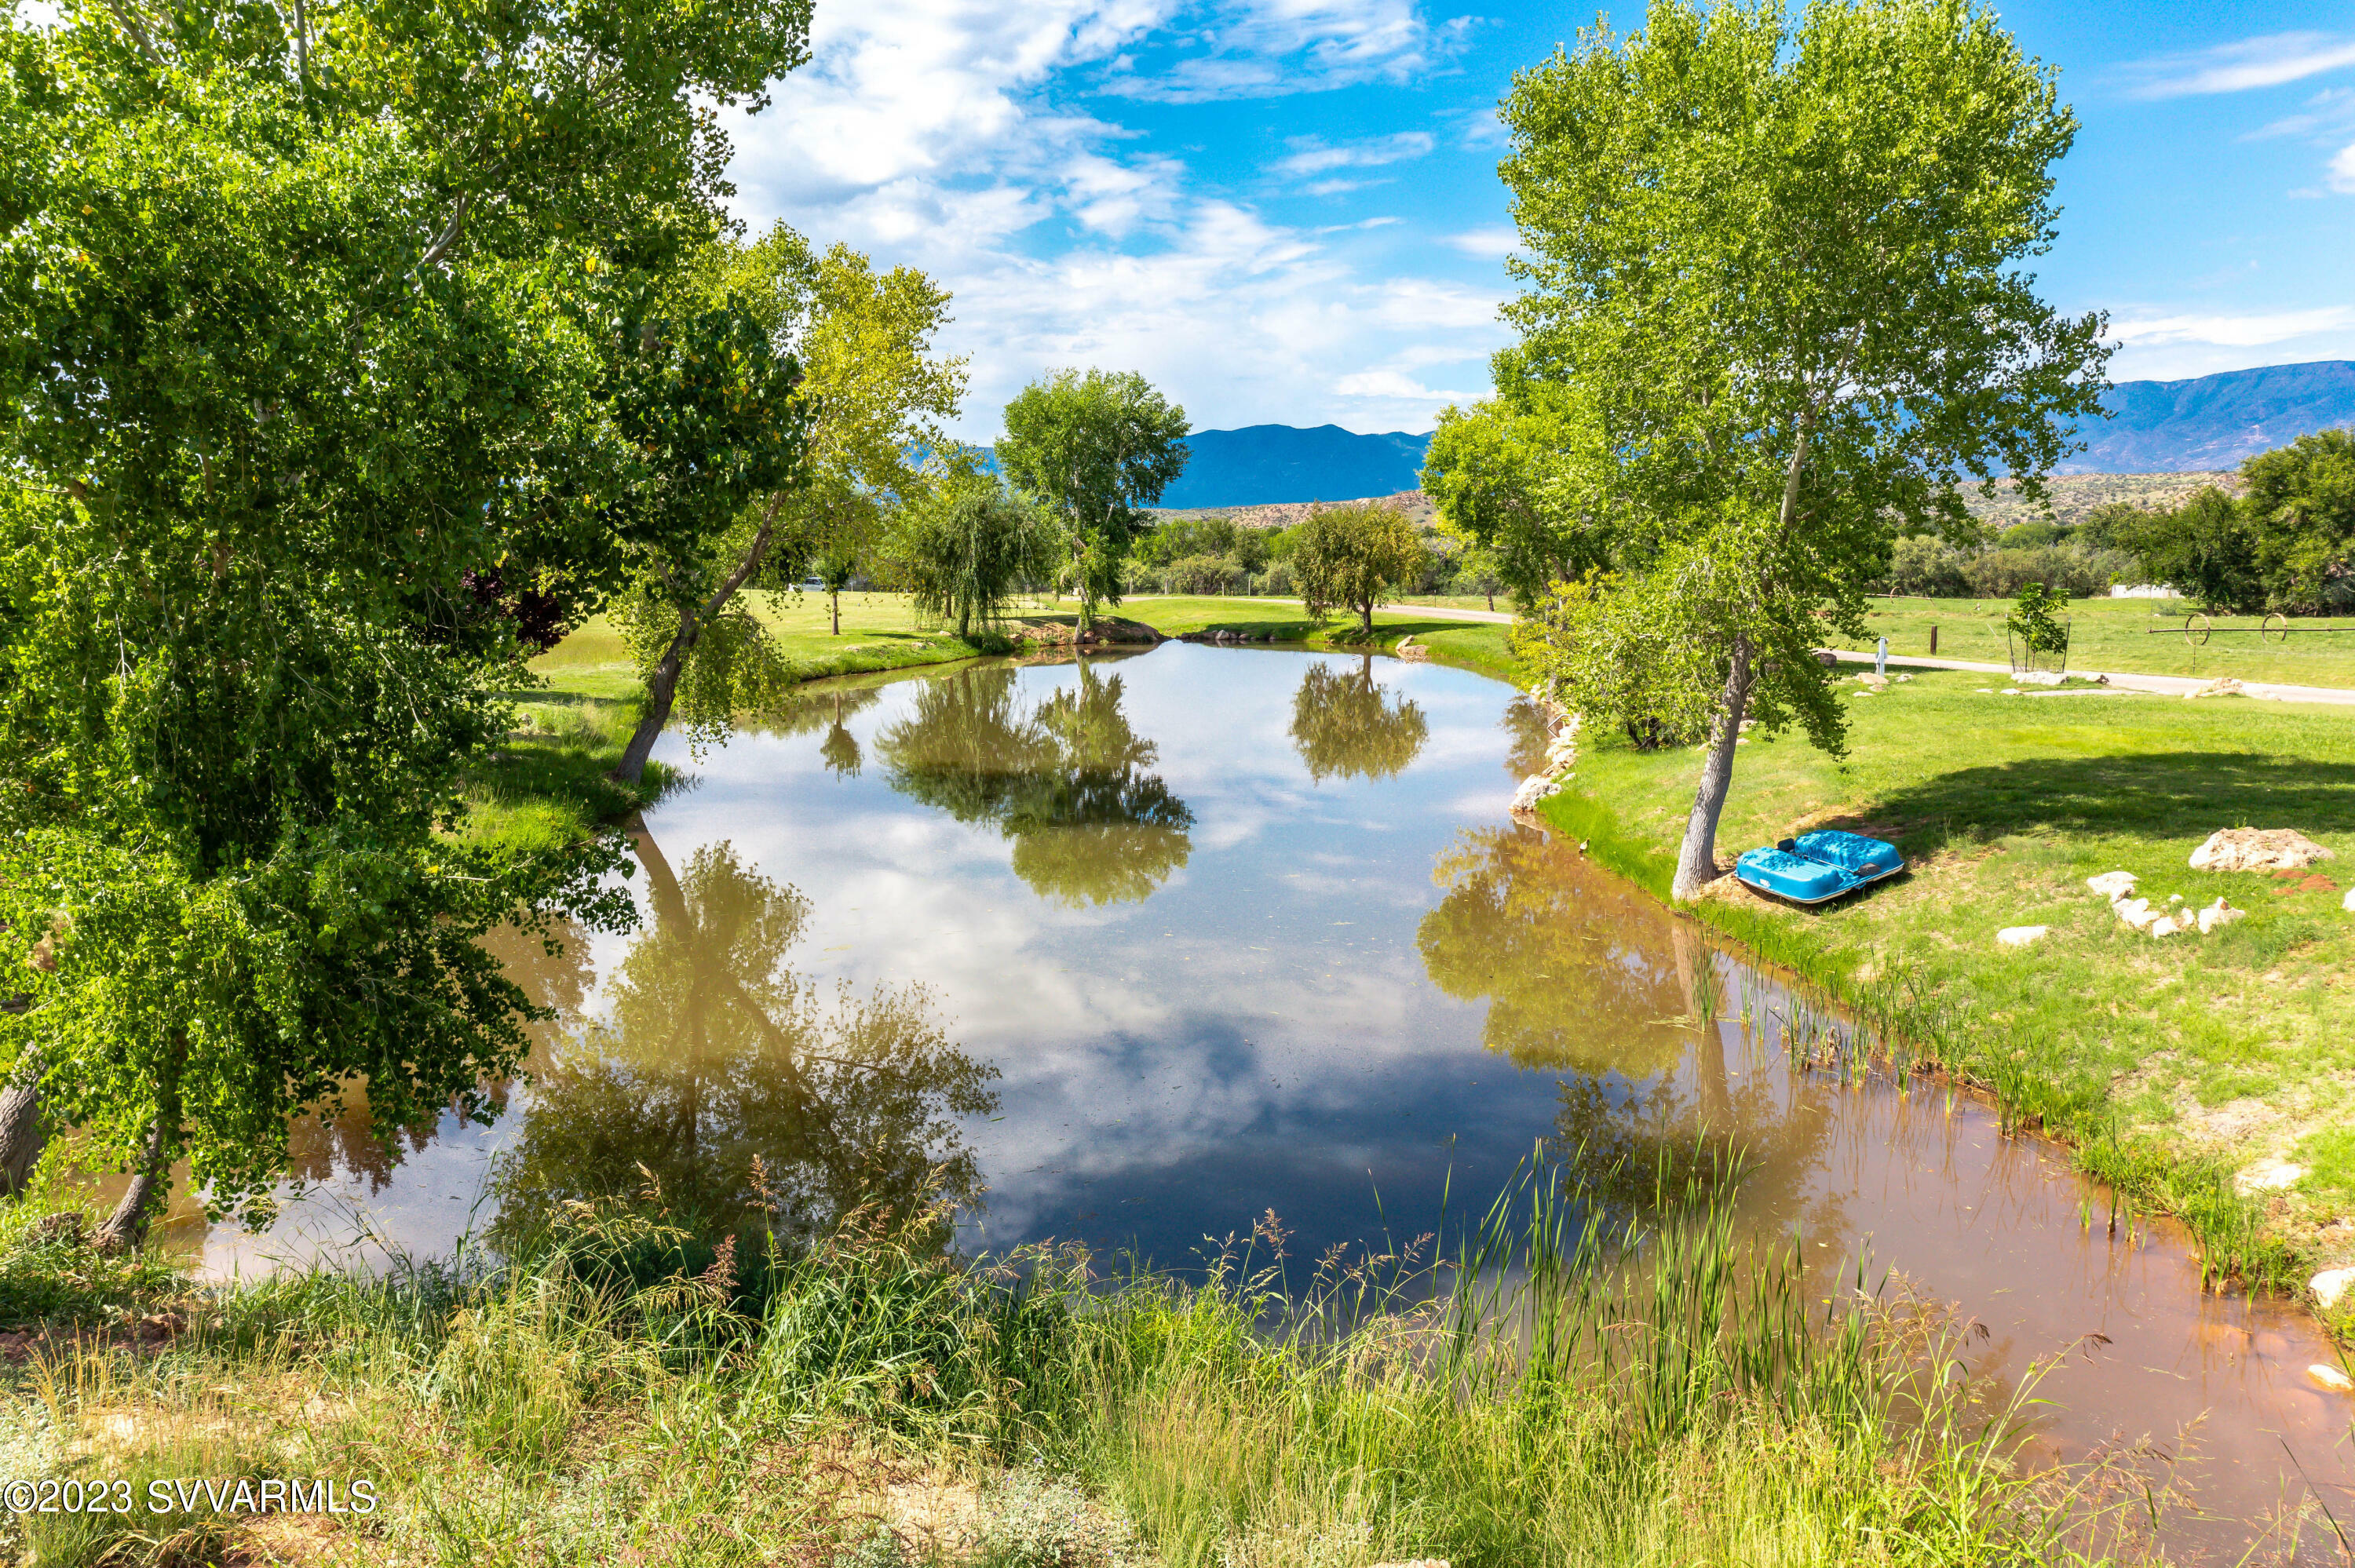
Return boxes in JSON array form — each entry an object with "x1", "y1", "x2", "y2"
[{"x1": 189, "y1": 643, "x2": 2352, "y2": 1561}]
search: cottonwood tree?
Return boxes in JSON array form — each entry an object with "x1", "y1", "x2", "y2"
[
  {"x1": 998, "y1": 370, "x2": 1190, "y2": 633},
  {"x1": 0, "y1": 0, "x2": 809, "y2": 1243},
  {"x1": 1289, "y1": 502, "x2": 1426, "y2": 633},
  {"x1": 607, "y1": 232, "x2": 966, "y2": 782},
  {"x1": 1494, "y1": 0, "x2": 2107, "y2": 899}
]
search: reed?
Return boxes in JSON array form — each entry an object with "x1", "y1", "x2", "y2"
[{"x1": 0, "y1": 1165, "x2": 2178, "y2": 1566}]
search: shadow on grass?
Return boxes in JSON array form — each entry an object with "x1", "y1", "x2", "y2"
[{"x1": 1819, "y1": 750, "x2": 2355, "y2": 860}]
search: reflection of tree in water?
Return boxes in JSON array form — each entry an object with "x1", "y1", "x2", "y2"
[
  {"x1": 877, "y1": 661, "x2": 1192, "y2": 906},
  {"x1": 1502, "y1": 694, "x2": 1554, "y2": 782},
  {"x1": 486, "y1": 835, "x2": 999, "y2": 1252},
  {"x1": 283, "y1": 918, "x2": 591, "y2": 1193},
  {"x1": 765, "y1": 682, "x2": 883, "y2": 778},
  {"x1": 1289, "y1": 657, "x2": 1429, "y2": 782},
  {"x1": 1418, "y1": 825, "x2": 1835, "y2": 1227}
]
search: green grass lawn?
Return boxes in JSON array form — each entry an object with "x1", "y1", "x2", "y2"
[
  {"x1": 1115, "y1": 593, "x2": 1519, "y2": 680},
  {"x1": 1543, "y1": 669, "x2": 2355, "y2": 1296},
  {"x1": 1826, "y1": 594, "x2": 2355, "y2": 689}
]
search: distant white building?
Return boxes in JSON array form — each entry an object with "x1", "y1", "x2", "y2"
[{"x1": 2109, "y1": 584, "x2": 2176, "y2": 600}]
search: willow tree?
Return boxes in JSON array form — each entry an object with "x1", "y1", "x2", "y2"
[
  {"x1": 605, "y1": 233, "x2": 966, "y2": 782},
  {"x1": 0, "y1": 0, "x2": 810, "y2": 1243},
  {"x1": 1492, "y1": 0, "x2": 2107, "y2": 899}
]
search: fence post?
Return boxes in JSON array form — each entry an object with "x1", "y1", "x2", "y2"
[
  {"x1": 1875, "y1": 637, "x2": 1888, "y2": 677},
  {"x1": 1929, "y1": 625, "x2": 1937, "y2": 655}
]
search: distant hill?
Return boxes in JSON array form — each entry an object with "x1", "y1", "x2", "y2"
[
  {"x1": 2061, "y1": 360, "x2": 2355, "y2": 473},
  {"x1": 1151, "y1": 362, "x2": 2355, "y2": 509},
  {"x1": 1149, "y1": 490, "x2": 1437, "y2": 531},
  {"x1": 1156, "y1": 425, "x2": 1431, "y2": 509}
]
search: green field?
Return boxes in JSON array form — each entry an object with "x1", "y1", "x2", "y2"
[
  {"x1": 1543, "y1": 667, "x2": 2355, "y2": 1296},
  {"x1": 1826, "y1": 594, "x2": 2355, "y2": 689}
]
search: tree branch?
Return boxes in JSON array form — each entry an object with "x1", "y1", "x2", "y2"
[
  {"x1": 418, "y1": 192, "x2": 471, "y2": 272},
  {"x1": 99, "y1": 0, "x2": 166, "y2": 67}
]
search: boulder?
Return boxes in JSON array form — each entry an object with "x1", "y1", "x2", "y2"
[
  {"x1": 2149, "y1": 913, "x2": 2186, "y2": 938},
  {"x1": 2308, "y1": 1364, "x2": 2354, "y2": 1394},
  {"x1": 1510, "y1": 775, "x2": 1559, "y2": 815},
  {"x1": 1397, "y1": 642, "x2": 1432, "y2": 662},
  {"x1": 2344, "y1": 887, "x2": 2355, "y2": 913},
  {"x1": 2112, "y1": 897, "x2": 2160, "y2": 931},
  {"x1": 2085, "y1": 871, "x2": 2138, "y2": 901},
  {"x1": 2187, "y1": 677, "x2": 2245, "y2": 699},
  {"x1": 2189, "y1": 828, "x2": 2335, "y2": 874},
  {"x1": 2195, "y1": 898, "x2": 2245, "y2": 935},
  {"x1": 2017, "y1": 670, "x2": 2066, "y2": 687},
  {"x1": 1995, "y1": 925, "x2": 2049, "y2": 947},
  {"x1": 2313, "y1": 1267, "x2": 2355, "y2": 1311}
]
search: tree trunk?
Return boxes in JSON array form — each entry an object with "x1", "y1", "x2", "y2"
[
  {"x1": 1670, "y1": 635, "x2": 1755, "y2": 903},
  {"x1": 611, "y1": 615, "x2": 697, "y2": 786},
  {"x1": 829, "y1": 591, "x2": 840, "y2": 635},
  {"x1": 96, "y1": 1035, "x2": 185, "y2": 1252},
  {"x1": 1359, "y1": 599, "x2": 1373, "y2": 633},
  {"x1": 0, "y1": 1078, "x2": 42, "y2": 1198},
  {"x1": 609, "y1": 496, "x2": 788, "y2": 786},
  {"x1": 1485, "y1": 588, "x2": 1495, "y2": 612}
]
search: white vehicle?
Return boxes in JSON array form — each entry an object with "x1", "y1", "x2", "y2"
[{"x1": 800, "y1": 576, "x2": 825, "y2": 592}]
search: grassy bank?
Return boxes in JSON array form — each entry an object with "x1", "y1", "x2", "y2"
[
  {"x1": 1537, "y1": 668, "x2": 2355, "y2": 1299},
  {"x1": 1822, "y1": 595, "x2": 2355, "y2": 689},
  {"x1": 0, "y1": 1169, "x2": 2160, "y2": 1567},
  {"x1": 1115, "y1": 594, "x2": 1518, "y2": 682}
]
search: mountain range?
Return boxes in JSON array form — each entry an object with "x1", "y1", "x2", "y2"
[{"x1": 1152, "y1": 360, "x2": 2355, "y2": 509}]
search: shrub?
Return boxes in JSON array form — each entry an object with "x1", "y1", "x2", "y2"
[{"x1": 1162, "y1": 553, "x2": 1244, "y2": 596}]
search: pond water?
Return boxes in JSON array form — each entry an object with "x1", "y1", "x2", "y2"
[{"x1": 184, "y1": 644, "x2": 2351, "y2": 1560}]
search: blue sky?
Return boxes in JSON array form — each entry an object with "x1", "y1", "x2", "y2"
[{"x1": 721, "y1": 0, "x2": 2355, "y2": 439}]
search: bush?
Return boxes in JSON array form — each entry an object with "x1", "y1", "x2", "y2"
[
  {"x1": 1879, "y1": 536, "x2": 2130, "y2": 600},
  {"x1": 1255, "y1": 560, "x2": 1294, "y2": 597},
  {"x1": 1162, "y1": 553, "x2": 1244, "y2": 596}
]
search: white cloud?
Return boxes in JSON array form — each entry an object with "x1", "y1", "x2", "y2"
[
  {"x1": 1443, "y1": 225, "x2": 1518, "y2": 257},
  {"x1": 1274, "y1": 131, "x2": 1434, "y2": 176},
  {"x1": 2333, "y1": 143, "x2": 2355, "y2": 194},
  {"x1": 1100, "y1": 0, "x2": 1469, "y2": 103},
  {"x1": 2109, "y1": 306, "x2": 2355, "y2": 348},
  {"x1": 721, "y1": 0, "x2": 1505, "y2": 437},
  {"x1": 1334, "y1": 369, "x2": 1483, "y2": 403},
  {"x1": 2122, "y1": 32, "x2": 2355, "y2": 100}
]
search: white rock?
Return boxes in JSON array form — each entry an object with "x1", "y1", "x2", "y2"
[
  {"x1": 2196, "y1": 898, "x2": 2245, "y2": 935},
  {"x1": 2313, "y1": 1267, "x2": 2355, "y2": 1311},
  {"x1": 2344, "y1": 887, "x2": 2355, "y2": 913},
  {"x1": 2086, "y1": 872, "x2": 2138, "y2": 902},
  {"x1": 1996, "y1": 925, "x2": 2049, "y2": 947},
  {"x1": 2113, "y1": 897, "x2": 2160, "y2": 930},
  {"x1": 1976, "y1": 687, "x2": 1994, "y2": 693},
  {"x1": 2017, "y1": 670, "x2": 2066, "y2": 687},
  {"x1": 1999, "y1": 689, "x2": 2022, "y2": 696},
  {"x1": 2187, "y1": 677, "x2": 2245, "y2": 700},
  {"x1": 1510, "y1": 775, "x2": 1560, "y2": 814},
  {"x1": 1894, "y1": 673, "x2": 1914, "y2": 682},
  {"x1": 2149, "y1": 914, "x2": 2185, "y2": 938},
  {"x1": 2237, "y1": 1158, "x2": 2306, "y2": 1194},
  {"x1": 2308, "y1": 1363, "x2": 2354, "y2": 1394},
  {"x1": 2189, "y1": 828, "x2": 2335, "y2": 873}
]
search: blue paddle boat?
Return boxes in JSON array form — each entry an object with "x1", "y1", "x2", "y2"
[{"x1": 1734, "y1": 830, "x2": 1905, "y2": 906}]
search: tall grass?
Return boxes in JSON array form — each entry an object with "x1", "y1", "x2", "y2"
[{"x1": 2, "y1": 1169, "x2": 2174, "y2": 1567}]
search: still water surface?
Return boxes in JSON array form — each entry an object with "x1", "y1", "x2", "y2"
[{"x1": 194, "y1": 644, "x2": 2352, "y2": 1559}]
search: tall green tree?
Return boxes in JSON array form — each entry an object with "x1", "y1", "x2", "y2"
[
  {"x1": 2245, "y1": 428, "x2": 2355, "y2": 612},
  {"x1": 1493, "y1": 0, "x2": 2107, "y2": 899},
  {"x1": 997, "y1": 370, "x2": 1190, "y2": 633},
  {"x1": 0, "y1": 0, "x2": 809, "y2": 1243},
  {"x1": 1289, "y1": 502, "x2": 1426, "y2": 633},
  {"x1": 606, "y1": 232, "x2": 962, "y2": 783}
]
